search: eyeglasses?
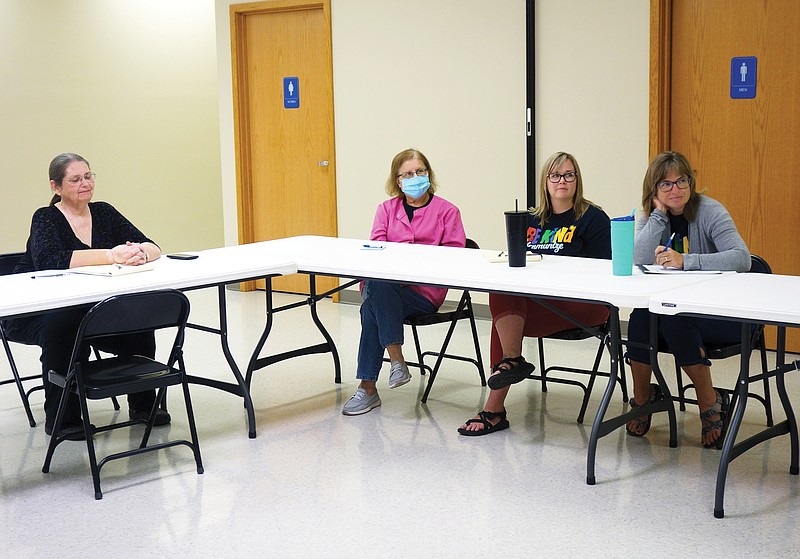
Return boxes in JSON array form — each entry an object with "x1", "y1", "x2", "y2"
[
  {"x1": 397, "y1": 168, "x2": 428, "y2": 180},
  {"x1": 547, "y1": 172, "x2": 577, "y2": 183},
  {"x1": 62, "y1": 173, "x2": 96, "y2": 185},
  {"x1": 657, "y1": 176, "x2": 689, "y2": 192}
]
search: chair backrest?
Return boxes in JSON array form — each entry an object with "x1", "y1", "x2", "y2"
[
  {"x1": 465, "y1": 238, "x2": 479, "y2": 250},
  {"x1": 77, "y1": 290, "x2": 190, "y2": 343},
  {"x1": 749, "y1": 254, "x2": 771, "y2": 275},
  {"x1": 0, "y1": 252, "x2": 25, "y2": 276}
]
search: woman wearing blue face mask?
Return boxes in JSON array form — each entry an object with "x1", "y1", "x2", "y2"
[{"x1": 342, "y1": 148, "x2": 466, "y2": 416}]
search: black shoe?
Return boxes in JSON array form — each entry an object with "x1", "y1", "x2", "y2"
[
  {"x1": 129, "y1": 408, "x2": 171, "y2": 426},
  {"x1": 44, "y1": 422, "x2": 94, "y2": 441}
]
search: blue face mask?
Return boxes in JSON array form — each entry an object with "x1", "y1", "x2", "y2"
[{"x1": 401, "y1": 175, "x2": 430, "y2": 199}]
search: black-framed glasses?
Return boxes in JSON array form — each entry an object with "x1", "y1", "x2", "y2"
[
  {"x1": 547, "y1": 172, "x2": 577, "y2": 183},
  {"x1": 397, "y1": 168, "x2": 428, "y2": 180},
  {"x1": 657, "y1": 176, "x2": 689, "y2": 192},
  {"x1": 63, "y1": 173, "x2": 96, "y2": 185}
]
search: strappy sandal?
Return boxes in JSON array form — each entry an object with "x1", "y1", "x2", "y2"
[
  {"x1": 457, "y1": 409, "x2": 510, "y2": 437},
  {"x1": 486, "y1": 356, "x2": 535, "y2": 390},
  {"x1": 626, "y1": 383, "x2": 662, "y2": 437},
  {"x1": 700, "y1": 388, "x2": 730, "y2": 449}
]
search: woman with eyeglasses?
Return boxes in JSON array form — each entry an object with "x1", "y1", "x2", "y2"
[
  {"x1": 342, "y1": 148, "x2": 466, "y2": 416},
  {"x1": 5, "y1": 153, "x2": 167, "y2": 440},
  {"x1": 625, "y1": 150, "x2": 750, "y2": 449},
  {"x1": 459, "y1": 151, "x2": 611, "y2": 436}
]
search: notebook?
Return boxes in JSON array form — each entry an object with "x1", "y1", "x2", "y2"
[{"x1": 68, "y1": 263, "x2": 156, "y2": 277}]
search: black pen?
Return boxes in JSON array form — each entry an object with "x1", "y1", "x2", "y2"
[{"x1": 31, "y1": 273, "x2": 66, "y2": 279}]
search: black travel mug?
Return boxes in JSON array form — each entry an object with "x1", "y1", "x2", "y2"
[{"x1": 504, "y1": 210, "x2": 529, "y2": 267}]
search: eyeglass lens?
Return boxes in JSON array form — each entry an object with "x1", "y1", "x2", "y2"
[
  {"x1": 657, "y1": 177, "x2": 688, "y2": 191},
  {"x1": 64, "y1": 173, "x2": 96, "y2": 184},
  {"x1": 398, "y1": 169, "x2": 428, "y2": 179},
  {"x1": 547, "y1": 172, "x2": 577, "y2": 183}
]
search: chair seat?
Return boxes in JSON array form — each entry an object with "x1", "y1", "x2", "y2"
[
  {"x1": 405, "y1": 311, "x2": 460, "y2": 327},
  {"x1": 544, "y1": 327, "x2": 600, "y2": 342},
  {"x1": 706, "y1": 345, "x2": 741, "y2": 360},
  {"x1": 50, "y1": 355, "x2": 180, "y2": 400}
]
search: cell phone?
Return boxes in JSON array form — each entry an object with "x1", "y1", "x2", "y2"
[{"x1": 167, "y1": 253, "x2": 199, "y2": 260}]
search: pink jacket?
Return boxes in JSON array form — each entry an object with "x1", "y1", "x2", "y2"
[{"x1": 369, "y1": 195, "x2": 466, "y2": 308}]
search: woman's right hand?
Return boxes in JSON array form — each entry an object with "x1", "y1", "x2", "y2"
[
  {"x1": 651, "y1": 196, "x2": 667, "y2": 214},
  {"x1": 109, "y1": 243, "x2": 146, "y2": 265}
]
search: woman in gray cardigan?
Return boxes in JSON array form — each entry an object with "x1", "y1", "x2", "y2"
[{"x1": 626, "y1": 151, "x2": 750, "y2": 449}]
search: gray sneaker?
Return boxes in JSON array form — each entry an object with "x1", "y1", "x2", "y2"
[
  {"x1": 342, "y1": 388, "x2": 381, "y2": 415},
  {"x1": 388, "y1": 361, "x2": 411, "y2": 389}
]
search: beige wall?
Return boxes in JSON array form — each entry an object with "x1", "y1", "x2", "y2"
[
  {"x1": 1, "y1": 1, "x2": 648, "y2": 264},
  {"x1": 215, "y1": 0, "x2": 648, "y2": 253},
  {"x1": 0, "y1": 0, "x2": 223, "y2": 254}
]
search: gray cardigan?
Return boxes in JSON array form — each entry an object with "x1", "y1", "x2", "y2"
[{"x1": 634, "y1": 195, "x2": 751, "y2": 271}]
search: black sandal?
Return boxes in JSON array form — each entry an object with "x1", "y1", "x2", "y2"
[
  {"x1": 458, "y1": 409, "x2": 509, "y2": 437},
  {"x1": 626, "y1": 383, "x2": 662, "y2": 437},
  {"x1": 486, "y1": 356, "x2": 535, "y2": 390},
  {"x1": 700, "y1": 388, "x2": 730, "y2": 449}
]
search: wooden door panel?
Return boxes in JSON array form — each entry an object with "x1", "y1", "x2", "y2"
[
  {"x1": 232, "y1": 1, "x2": 338, "y2": 296},
  {"x1": 662, "y1": 0, "x2": 800, "y2": 351}
]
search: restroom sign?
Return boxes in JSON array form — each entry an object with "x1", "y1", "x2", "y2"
[
  {"x1": 283, "y1": 77, "x2": 299, "y2": 108},
  {"x1": 730, "y1": 57, "x2": 756, "y2": 99}
]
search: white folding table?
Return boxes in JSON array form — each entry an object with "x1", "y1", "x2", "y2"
[
  {"x1": 247, "y1": 235, "x2": 724, "y2": 481},
  {"x1": 651, "y1": 272, "x2": 800, "y2": 517},
  {"x1": 0, "y1": 242, "x2": 297, "y2": 438}
]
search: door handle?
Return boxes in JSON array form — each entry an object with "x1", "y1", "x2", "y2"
[{"x1": 317, "y1": 160, "x2": 329, "y2": 166}]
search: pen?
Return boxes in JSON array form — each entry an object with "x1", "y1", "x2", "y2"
[
  {"x1": 661, "y1": 233, "x2": 676, "y2": 253},
  {"x1": 31, "y1": 273, "x2": 66, "y2": 279}
]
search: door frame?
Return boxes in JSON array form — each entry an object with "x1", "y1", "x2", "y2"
[{"x1": 648, "y1": 0, "x2": 671, "y2": 159}]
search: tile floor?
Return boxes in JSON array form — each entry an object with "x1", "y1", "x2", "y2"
[{"x1": 1, "y1": 288, "x2": 799, "y2": 558}]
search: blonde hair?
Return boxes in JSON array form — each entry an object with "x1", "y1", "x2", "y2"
[{"x1": 532, "y1": 151, "x2": 599, "y2": 222}]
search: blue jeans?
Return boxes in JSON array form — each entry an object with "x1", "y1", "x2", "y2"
[
  {"x1": 626, "y1": 308, "x2": 751, "y2": 367},
  {"x1": 356, "y1": 281, "x2": 436, "y2": 382}
]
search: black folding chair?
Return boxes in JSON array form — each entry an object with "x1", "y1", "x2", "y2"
[
  {"x1": 383, "y1": 239, "x2": 485, "y2": 403},
  {"x1": 531, "y1": 319, "x2": 628, "y2": 423},
  {"x1": 42, "y1": 289, "x2": 203, "y2": 499},
  {"x1": 1, "y1": 252, "x2": 121, "y2": 426},
  {"x1": 673, "y1": 254, "x2": 774, "y2": 425},
  {"x1": 0, "y1": 252, "x2": 45, "y2": 426}
]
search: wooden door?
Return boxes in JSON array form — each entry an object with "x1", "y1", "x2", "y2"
[
  {"x1": 231, "y1": 0, "x2": 338, "y2": 295},
  {"x1": 650, "y1": 0, "x2": 800, "y2": 351}
]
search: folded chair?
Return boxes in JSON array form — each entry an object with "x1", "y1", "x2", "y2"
[
  {"x1": 42, "y1": 290, "x2": 203, "y2": 499},
  {"x1": 673, "y1": 254, "x2": 774, "y2": 426},
  {"x1": 385, "y1": 239, "x2": 485, "y2": 403}
]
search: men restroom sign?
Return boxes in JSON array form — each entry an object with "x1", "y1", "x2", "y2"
[
  {"x1": 730, "y1": 57, "x2": 756, "y2": 99},
  {"x1": 284, "y1": 77, "x2": 299, "y2": 108}
]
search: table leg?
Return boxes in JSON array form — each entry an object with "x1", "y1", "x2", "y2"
[
  {"x1": 586, "y1": 307, "x2": 620, "y2": 485},
  {"x1": 713, "y1": 323, "x2": 752, "y2": 518},
  {"x1": 186, "y1": 284, "x2": 259, "y2": 438}
]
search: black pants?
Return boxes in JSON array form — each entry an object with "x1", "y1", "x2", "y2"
[{"x1": 5, "y1": 305, "x2": 157, "y2": 428}]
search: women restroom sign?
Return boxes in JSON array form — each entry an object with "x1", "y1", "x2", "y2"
[
  {"x1": 283, "y1": 77, "x2": 299, "y2": 108},
  {"x1": 730, "y1": 57, "x2": 756, "y2": 99}
]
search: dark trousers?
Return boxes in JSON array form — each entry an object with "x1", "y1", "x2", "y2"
[
  {"x1": 626, "y1": 308, "x2": 750, "y2": 367},
  {"x1": 6, "y1": 306, "x2": 157, "y2": 428}
]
